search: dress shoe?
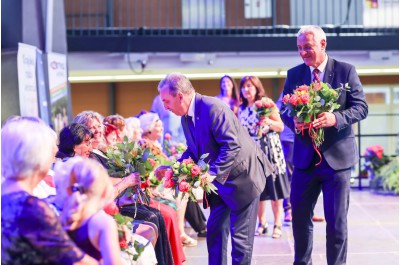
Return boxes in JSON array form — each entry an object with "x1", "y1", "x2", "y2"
[
  {"x1": 197, "y1": 229, "x2": 207, "y2": 237},
  {"x1": 284, "y1": 210, "x2": 292, "y2": 222}
]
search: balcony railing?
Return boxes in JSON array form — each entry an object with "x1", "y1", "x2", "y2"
[{"x1": 65, "y1": 0, "x2": 399, "y2": 37}]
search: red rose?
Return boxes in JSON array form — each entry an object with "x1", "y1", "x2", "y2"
[
  {"x1": 164, "y1": 178, "x2": 175, "y2": 188},
  {"x1": 104, "y1": 201, "x2": 120, "y2": 216},
  {"x1": 178, "y1": 181, "x2": 190, "y2": 192},
  {"x1": 190, "y1": 165, "x2": 201, "y2": 177},
  {"x1": 119, "y1": 239, "x2": 128, "y2": 250},
  {"x1": 140, "y1": 179, "x2": 151, "y2": 189},
  {"x1": 164, "y1": 133, "x2": 172, "y2": 141}
]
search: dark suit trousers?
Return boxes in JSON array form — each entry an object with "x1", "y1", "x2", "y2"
[
  {"x1": 206, "y1": 193, "x2": 259, "y2": 265},
  {"x1": 291, "y1": 157, "x2": 351, "y2": 265},
  {"x1": 185, "y1": 200, "x2": 207, "y2": 233}
]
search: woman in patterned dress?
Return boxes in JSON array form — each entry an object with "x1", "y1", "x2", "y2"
[{"x1": 238, "y1": 76, "x2": 290, "y2": 239}]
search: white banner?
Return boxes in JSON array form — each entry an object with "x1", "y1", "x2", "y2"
[
  {"x1": 17, "y1": 43, "x2": 39, "y2": 116},
  {"x1": 47, "y1": 52, "x2": 68, "y2": 133}
]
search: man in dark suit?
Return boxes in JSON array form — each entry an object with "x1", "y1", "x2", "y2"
[
  {"x1": 280, "y1": 25, "x2": 368, "y2": 265},
  {"x1": 158, "y1": 72, "x2": 274, "y2": 265}
]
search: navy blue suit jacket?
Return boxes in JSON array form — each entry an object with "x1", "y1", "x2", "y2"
[
  {"x1": 181, "y1": 93, "x2": 274, "y2": 211},
  {"x1": 281, "y1": 57, "x2": 368, "y2": 170}
]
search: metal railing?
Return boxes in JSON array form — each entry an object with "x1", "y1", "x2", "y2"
[
  {"x1": 354, "y1": 113, "x2": 399, "y2": 189},
  {"x1": 65, "y1": 0, "x2": 399, "y2": 37}
]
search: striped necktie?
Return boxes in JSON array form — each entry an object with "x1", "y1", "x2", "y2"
[{"x1": 312, "y1": 68, "x2": 321, "y2": 82}]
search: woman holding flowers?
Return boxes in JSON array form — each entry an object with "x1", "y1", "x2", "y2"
[{"x1": 238, "y1": 75, "x2": 290, "y2": 239}]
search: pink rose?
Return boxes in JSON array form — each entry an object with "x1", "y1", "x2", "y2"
[
  {"x1": 165, "y1": 169, "x2": 173, "y2": 181},
  {"x1": 148, "y1": 158, "x2": 156, "y2": 167},
  {"x1": 164, "y1": 133, "x2": 172, "y2": 141},
  {"x1": 263, "y1": 101, "x2": 275, "y2": 108},
  {"x1": 282, "y1": 94, "x2": 291, "y2": 104},
  {"x1": 170, "y1": 146, "x2": 177, "y2": 155},
  {"x1": 289, "y1": 95, "x2": 300, "y2": 106},
  {"x1": 300, "y1": 94, "x2": 310, "y2": 104},
  {"x1": 178, "y1": 181, "x2": 190, "y2": 192},
  {"x1": 296, "y1": 85, "x2": 309, "y2": 92},
  {"x1": 182, "y1": 158, "x2": 194, "y2": 165},
  {"x1": 312, "y1": 82, "x2": 322, "y2": 91},
  {"x1": 164, "y1": 178, "x2": 175, "y2": 188},
  {"x1": 190, "y1": 165, "x2": 201, "y2": 177},
  {"x1": 255, "y1": 100, "x2": 263, "y2": 108}
]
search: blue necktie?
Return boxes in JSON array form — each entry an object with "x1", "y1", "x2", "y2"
[{"x1": 186, "y1": 115, "x2": 195, "y2": 141}]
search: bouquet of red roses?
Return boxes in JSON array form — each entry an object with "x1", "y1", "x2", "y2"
[
  {"x1": 254, "y1": 97, "x2": 276, "y2": 138},
  {"x1": 160, "y1": 154, "x2": 217, "y2": 202},
  {"x1": 282, "y1": 81, "x2": 349, "y2": 148}
]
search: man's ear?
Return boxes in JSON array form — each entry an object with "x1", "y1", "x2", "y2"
[
  {"x1": 178, "y1": 92, "x2": 184, "y2": 101},
  {"x1": 321, "y1": 39, "x2": 327, "y2": 50}
]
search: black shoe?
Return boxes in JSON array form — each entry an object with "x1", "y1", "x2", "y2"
[{"x1": 197, "y1": 230, "x2": 207, "y2": 237}]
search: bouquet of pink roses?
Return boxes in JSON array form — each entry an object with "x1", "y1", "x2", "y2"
[
  {"x1": 161, "y1": 154, "x2": 218, "y2": 202},
  {"x1": 254, "y1": 97, "x2": 276, "y2": 138},
  {"x1": 282, "y1": 81, "x2": 349, "y2": 148}
]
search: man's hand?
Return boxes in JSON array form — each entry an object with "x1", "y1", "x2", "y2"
[
  {"x1": 312, "y1": 112, "x2": 337, "y2": 129},
  {"x1": 294, "y1": 118, "x2": 307, "y2": 132}
]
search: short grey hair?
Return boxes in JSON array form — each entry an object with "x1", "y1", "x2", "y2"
[
  {"x1": 297, "y1": 25, "x2": 327, "y2": 43},
  {"x1": 74, "y1": 111, "x2": 103, "y2": 127},
  {"x1": 158, "y1": 72, "x2": 195, "y2": 96},
  {"x1": 2, "y1": 117, "x2": 56, "y2": 180}
]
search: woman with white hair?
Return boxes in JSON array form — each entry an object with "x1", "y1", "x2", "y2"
[
  {"x1": 126, "y1": 117, "x2": 143, "y2": 142},
  {"x1": 1, "y1": 117, "x2": 97, "y2": 265}
]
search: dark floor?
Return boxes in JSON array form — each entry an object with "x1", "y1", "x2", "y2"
[{"x1": 183, "y1": 190, "x2": 399, "y2": 265}]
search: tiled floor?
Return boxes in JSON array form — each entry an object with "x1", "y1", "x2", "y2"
[{"x1": 183, "y1": 190, "x2": 399, "y2": 265}]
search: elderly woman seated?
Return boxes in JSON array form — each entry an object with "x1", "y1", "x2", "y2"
[
  {"x1": 56, "y1": 123, "x2": 94, "y2": 160},
  {"x1": 1, "y1": 116, "x2": 97, "y2": 265}
]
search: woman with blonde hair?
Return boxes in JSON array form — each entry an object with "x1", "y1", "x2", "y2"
[{"x1": 55, "y1": 157, "x2": 123, "y2": 264}]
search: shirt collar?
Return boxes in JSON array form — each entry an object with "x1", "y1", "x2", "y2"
[
  {"x1": 310, "y1": 54, "x2": 328, "y2": 74},
  {"x1": 187, "y1": 93, "x2": 196, "y2": 118}
]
